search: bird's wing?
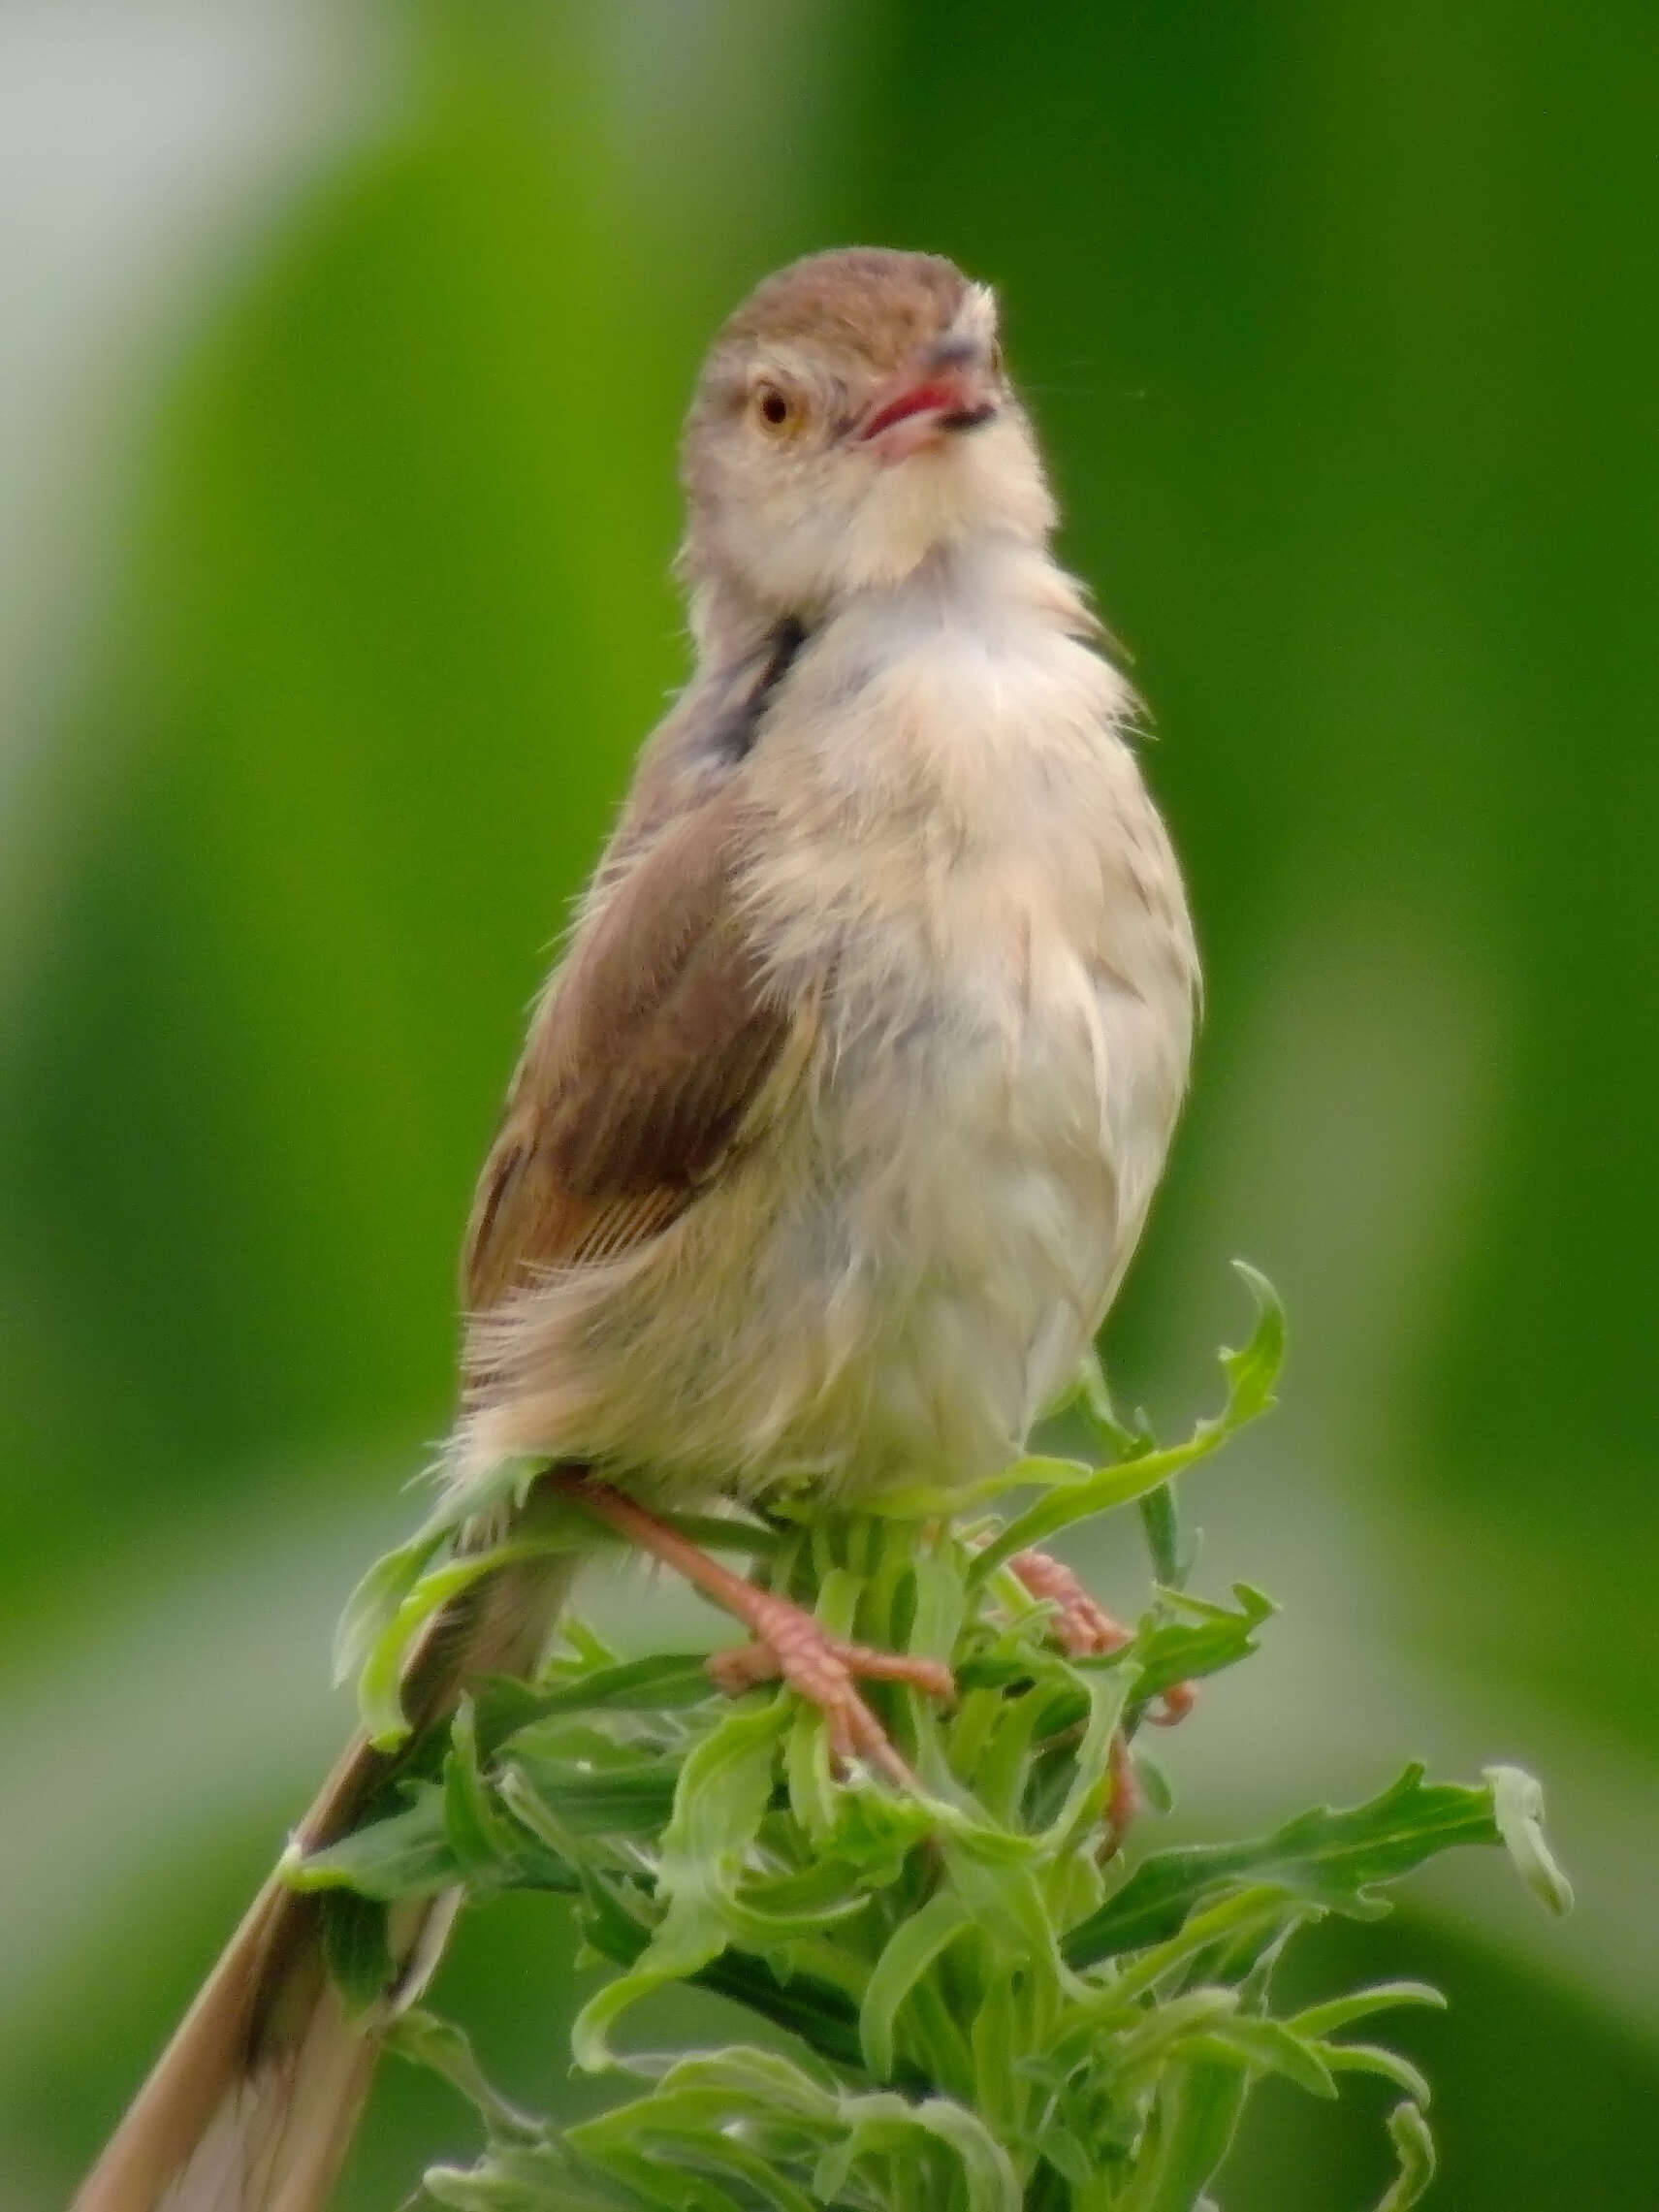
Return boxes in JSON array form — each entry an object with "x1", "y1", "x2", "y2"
[{"x1": 463, "y1": 784, "x2": 801, "y2": 1311}]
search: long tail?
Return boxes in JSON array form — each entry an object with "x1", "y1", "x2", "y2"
[{"x1": 75, "y1": 1551, "x2": 574, "y2": 2212}]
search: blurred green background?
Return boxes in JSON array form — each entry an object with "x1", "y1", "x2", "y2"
[{"x1": 2, "y1": 2, "x2": 1653, "y2": 2204}]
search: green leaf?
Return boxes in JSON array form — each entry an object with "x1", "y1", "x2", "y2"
[
  {"x1": 559, "y1": 1617, "x2": 622, "y2": 1669},
  {"x1": 319, "y1": 1888, "x2": 394, "y2": 2014},
  {"x1": 636, "y1": 2045, "x2": 842, "y2": 2123},
  {"x1": 1070, "y1": 1889, "x2": 1303, "y2": 2025},
  {"x1": 569, "y1": 1699, "x2": 786, "y2": 2069},
  {"x1": 1027, "y1": 2118, "x2": 1096, "y2": 2193},
  {"x1": 424, "y1": 2140, "x2": 649, "y2": 2211},
  {"x1": 1109, "y1": 1987, "x2": 1243, "y2": 2079},
  {"x1": 331, "y1": 1523, "x2": 449, "y2": 1690},
  {"x1": 1134, "y1": 1749, "x2": 1176, "y2": 1816},
  {"x1": 1137, "y1": 1481, "x2": 1188, "y2": 1589},
  {"x1": 1066, "y1": 1766, "x2": 1503, "y2": 1967},
  {"x1": 867, "y1": 1456, "x2": 1093, "y2": 1521},
  {"x1": 1129, "y1": 1583, "x2": 1276, "y2": 1709},
  {"x1": 1187, "y1": 2016, "x2": 1338, "y2": 2099},
  {"x1": 1037, "y1": 1660, "x2": 1133, "y2": 1856},
  {"x1": 859, "y1": 1890, "x2": 973, "y2": 2080},
  {"x1": 444, "y1": 1698, "x2": 526, "y2": 1877},
  {"x1": 1373, "y1": 2101, "x2": 1437, "y2": 2212},
  {"x1": 969, "y1": 1972, "x2": 1027, "y2": 2144},
  {"x1": 1116, "y1": 2058, "x2": 1252, "y2": 2212},
  {"x1": 1287, "y1": 1981, "x2": 1446, "y2": 2039},
  {"x1": 575, "y1": 2093, "x2": 826, "y2": 2212},
  {"x1": 1317, "y1": 2039, "x2": 1433, "y2": 2109},
  {"x1": 384, "y1": 2006, "x2": 542, "y2": 2136},
  {"x1": 1485, "y1": 1763, "x2": 1575, "y2": 1914},
  {"x1": 473, "y1": 1653, "x2": 718, "y2": 1743},
  {"x1": 284, "y1": 1784, "x2": 461, "y2": 1901},
  {"x1": 939, "y1": 1830, "x2": 1072, "y2": 2008},
  {"x1": 506, "y1": 1741, "x2": 683, "y2": 1840},
  {"x1": 332, "y1": 1456, "x2": 544, "y2": 1687},
  {"x1": 646, "y1": 1509, "x2": 781, "y2": 1556},
  {"x1": 565, "y1": 2048, "x2": 846, "y2": 2212},
  {"x1": 357, "y1": 1527, "x2": 590, "y2": 1749},
  {"x1": 971, "y1": 1266, "x2": 1284, "y2": 1582},
  {"x1": 908, "y1": 1548, "x2": 971, "y2": 1667},
  {"x1": 1217, "y1": 1262, "x2": 1287, "y2": 1424},
  {"x1": 816, "y1": 2092, "x2": 1022, "y2": 2212},
  {"x1": 691, "y1": 1952, "x2": 872, "y2": 2077}
]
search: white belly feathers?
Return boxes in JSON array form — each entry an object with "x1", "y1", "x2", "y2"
[{"x1": 732, "y1": 557, "x2": 1198, "y2": 1491}]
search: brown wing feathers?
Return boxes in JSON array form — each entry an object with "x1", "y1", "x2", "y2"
[{"x1": 463, "y1": 785, "x2": 791, "y2": 1314}]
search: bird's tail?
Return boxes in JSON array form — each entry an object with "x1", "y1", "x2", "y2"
[{"x1": 75, "y1": 1550, "x2": 574, "y2": 2212}]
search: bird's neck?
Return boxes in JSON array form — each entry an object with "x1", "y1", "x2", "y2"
[{"x1": 688, "y1": 531, "x2": 1100, "y2": 672}]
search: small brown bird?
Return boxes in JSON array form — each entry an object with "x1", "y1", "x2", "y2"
[{"x1": 77, "y1": 246, "x2": 1198, "y2": 2211}]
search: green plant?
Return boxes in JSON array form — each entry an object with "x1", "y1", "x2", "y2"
[{"x1": 295, "y1": 1269, "x2": 1570, "y2": 2209}]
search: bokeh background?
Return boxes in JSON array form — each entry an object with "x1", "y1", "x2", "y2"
[{"x1": 2, "y1": 3, "x2": 1654, "y2": 2204}]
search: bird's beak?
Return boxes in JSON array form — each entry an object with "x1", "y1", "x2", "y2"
[{"x1": 852, "y1": 337, "x2": 999, "y2": 462}]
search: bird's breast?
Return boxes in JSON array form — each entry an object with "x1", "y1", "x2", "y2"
[{"x1": 735, "y1": 600, "x2": 1196, "y2": 1490}]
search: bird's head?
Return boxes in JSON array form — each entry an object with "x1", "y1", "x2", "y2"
[{"x1": 680, "y1": 247, "x2": 1056, "y2": 644}]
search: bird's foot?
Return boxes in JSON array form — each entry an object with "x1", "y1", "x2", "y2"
[
  {"x1": 548, "y1": 1473, "x2": 950, "y2": 1787},
  {"x1": 1008, "y1": 1547, "x2": 1196, "y2": 1723},
  {"x1": 1008, "y1": 1547, "x2": 1196, "y2": 1852},
  {"x1": 1009, "y1": 1547, "x2": 1133, "y2": 1658},
  {"x1": 707, "y1": 1591, "x2": 953, "y2": 1787}
]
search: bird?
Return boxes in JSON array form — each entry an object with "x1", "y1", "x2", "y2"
[{"x1": 76, "y1": 244, "x2": 1198, "y2": 2212}]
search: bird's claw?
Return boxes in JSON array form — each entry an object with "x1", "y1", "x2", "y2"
[
  {"x1": 1009, "y1": 1547, "x2": 1134, "y2": 1659},
  {"x1": 1008, "y1": 1546, "x2": 1197, "y2": 1850},
  {"x1": 707, "y1": 1593, "x2": 953, "y2": 1787}
]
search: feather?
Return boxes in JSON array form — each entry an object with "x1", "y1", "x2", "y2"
[
  {"x1": 74, "y1": 1554, "x2": 574, "y2": 2211},
  {"x1": 463, "y1": 779, "x2": 795, "y2": 1315}
]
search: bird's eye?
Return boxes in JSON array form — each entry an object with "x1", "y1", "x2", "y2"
[{"x1": 753, "y1": 382, "x2": 795, "y2": 432}]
